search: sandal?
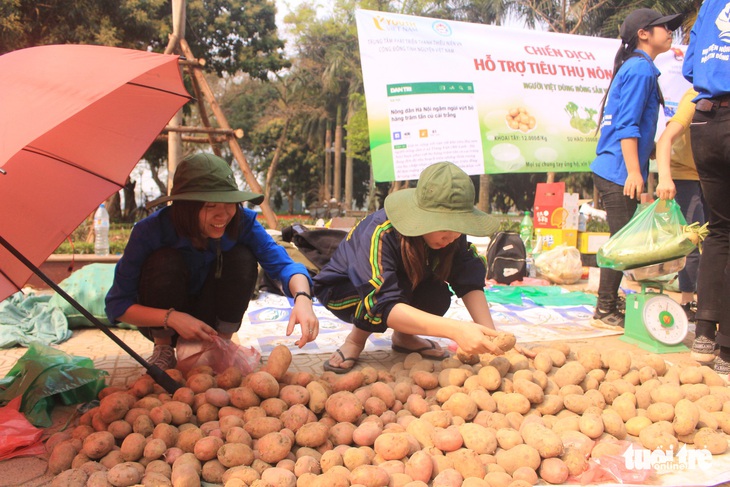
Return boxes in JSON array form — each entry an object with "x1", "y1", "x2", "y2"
[
  {"x1": 322, "y1": 349, "x2": 358, "y2": 374},
  {"x1": 391, "y1": 339, "x2": 447, "y2": 360}
]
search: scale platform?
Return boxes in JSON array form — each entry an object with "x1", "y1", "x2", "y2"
[{"x1": 620, "y1": 258, "x2": 689, "y2": 354}]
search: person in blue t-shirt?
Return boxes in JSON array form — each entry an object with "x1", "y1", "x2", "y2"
[
  {"x1": 106, "y1": 153, "x2": 318, "y2": 370},
  {"x1": 683, "y1": 0, "x2": 730, "y2": 378},
  {"x1": 590, "y1": 8, "x2": 682, "y2": 331}
]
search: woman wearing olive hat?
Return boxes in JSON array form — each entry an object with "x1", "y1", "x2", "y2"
[
  {"x1": 313, "y1": 162, "x2": 515, "y2": 373},
  {"x1": 106, "y1": 153, "x2": 318, "y2": 370}
]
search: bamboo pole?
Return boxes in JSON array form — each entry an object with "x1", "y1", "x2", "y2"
[
  {"x1": 188, "y1": 70, "x2": 222, "y2": 156},
  {"x1": 156, "y1": 135, "x2": 229, "y2": 144},
  {"x1": 164, "y1": 0, "x2": 185, "y2": 193},
  {"x1": 179, "y1": 38, "x2": 277, "y2": 229},
  {"x1": 163, "y1": 126, "x2": 243, "y2": 137}
]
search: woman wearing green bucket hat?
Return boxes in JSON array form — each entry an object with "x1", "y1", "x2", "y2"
[
  {"x1": 313, "y1": 162, "x2": 515, "y2": 373},
  {"x1": 106, "y1": 153, "x2": 318, "y2": 370}
]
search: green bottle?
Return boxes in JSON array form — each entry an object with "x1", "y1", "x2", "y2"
[{"x1": 519, "y1": 211, "x2": 534, "y2": 254}]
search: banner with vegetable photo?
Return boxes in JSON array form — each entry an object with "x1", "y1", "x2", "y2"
[
  {"x1": 355, "y1": 10, "x2": 689, "y2": 181},
  {"x1": 596, "y1": 199, "x2": 708, "y2": 271}
]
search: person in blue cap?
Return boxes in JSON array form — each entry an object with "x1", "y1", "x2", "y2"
[
  {"x1": 106, "y1": 153, "x2": 318, "y2": 370},
  {"x1": 590, "y1": 8, "x2": 683, "y2": 331}
]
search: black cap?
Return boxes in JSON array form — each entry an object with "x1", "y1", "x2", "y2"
[{"x1": 619, "y1": 9, "x2": 683, "y2": 43}]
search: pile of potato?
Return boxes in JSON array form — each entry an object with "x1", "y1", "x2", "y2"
[{"x1": 45, "y1": 336, "x2": 730, "y2": 487}]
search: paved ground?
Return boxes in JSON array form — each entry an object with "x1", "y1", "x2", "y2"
[{"x1": 0, "y1": 279, "x2": 715, "y2": 486}]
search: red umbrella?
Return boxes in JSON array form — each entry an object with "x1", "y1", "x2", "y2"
[{"x1": 0, "y1": 45, "x2": 191, "y2": 392}]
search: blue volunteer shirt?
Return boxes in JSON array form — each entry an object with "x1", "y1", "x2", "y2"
[
  {"x1": 683, "y1": 0, "x2": 730, "y2": 101},
  {"x1": 591, "y1": 50, "x2": 661, "y2": 186},
  {"x1": 106, "y1": 206, "x2": 310, "y2": 324}
]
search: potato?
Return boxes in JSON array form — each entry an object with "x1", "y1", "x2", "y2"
[
  {"x1": 539, "y1": 457, "x2": 570, "y2": 484},
  {"x1": 693, "y1": 427, "x2": 728, "y2": 454},
  {"x1": 257, "y1": 431, "x2": 293, "y2": 464},
  {"x1": 243, "y1": 416, "x2": 283, "y2": 439},
  {"x1": 601, "y1": 409, "x2": 627, "y2": 440},
  {"x1": 143, "y1": 438, "x2": 167, "y2": 461},
  {"x1": 447, "y1": 448, "x2": 486, "y2": 479},
  {"x1": 497, "y1": 393, "x2": 530, "y2": 415},
  {"x1": 553, "y1": 362, "x2": 586, "y2": 389},
  {"x1": 296, "y1": 421, "x2": 329, "y2": 448},
  {"x1": 49, "y1": 441, "x2": 78, "y2": 475},
  {"x1": 161, "y1": 401, "x2": 193, "y2": 426},
  {"x1": 82, "y1": 431, "x2": 115, "y2": 460},
  {"x1": 352, "y1": 420, "x2": 383, "y2": 447},
  {"x1": 325, "y1": 391, "x2": 364, "y2": 423},
  {"x1": 99, "y1": 392, "x2": 135, "y2": 423},
  {"x1": 349, "y1": 464, "x2": 390, "y2": 487},
  {"x1": 263, "y1": 344, "x2": 293, "y2": 380},
  {"x1": 459, "y1": 423, "x2": 497, "y2": 455},
  {"x1": 521, "y1": 423, "x2": 563, "y2": 458},
  {"x1": 513, "y1": 378, "x2": 544, "y2": 404},
  {"x1": 50, "y1": 468, "x2": 88, "y2": 487},
  {"x1": 248, "y1": 371, "x2": 280, "y2": 399},
  {"x1": 495, "y1": 444, "x2": 541, "y2": 475},
  {"x1": 306, "y1": 381, "x2": 329, "y2": 414},
  {"x1": 107, "y1": 462, "x2": 144, "y2": 486}
]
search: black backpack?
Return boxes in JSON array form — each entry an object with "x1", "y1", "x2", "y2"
[{"x1": 486, "y1": 231, "x2": 527, "y2": 284}]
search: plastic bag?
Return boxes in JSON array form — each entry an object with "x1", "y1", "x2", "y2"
[
  {"x1": 534, "y1": 245, "x2": 583, "y2": 284},
  {"x1": 0, "y1": 396, "x2": 45, "y2": 461},
  {"x1": 176, "y1": 336, "x2": 260, "y2": 376},
  {"x1": 573, "y1": 441, "x2": 654, "y2": 484},
  {"x1": 0, "y1": 342, "x2": 108, "y2": 427},
  {"x1": 596, "y1": 199, "x2": 696, "y2": 271}
]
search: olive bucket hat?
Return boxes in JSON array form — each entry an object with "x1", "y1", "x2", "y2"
[
  {"x1": 147, "y1": 153, "x2": 264, "y2": 208},
  {"x1": 384, "y1": 162, "x2": 499, "y2": 237}
]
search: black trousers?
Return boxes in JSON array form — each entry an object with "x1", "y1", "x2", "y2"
[
  {"x1": 691, "y1": 103, "x2": 730, "y2": 349},
  {"x1": 592, "y1": 173, "x2": 638, "y2": 313},
  {"x1": 137, "y1": 245, "x2": 258, "y2": 342}
]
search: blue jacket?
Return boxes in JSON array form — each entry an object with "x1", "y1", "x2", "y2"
[
  {"x1": 591, "y1": 51, "x2": 661, "y2": 186},
  {"x1": 106, "y1": 206, "x2": 309, "y2": 323},
  {"x1": 683, "y1": 0, "x2": 730, "y2": 101},
  {"x1": 312, "y1": 209, "x2": 487, "y2": 330}
]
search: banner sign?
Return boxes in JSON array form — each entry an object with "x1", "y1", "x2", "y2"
[{"x1": 356, "y1": 9, "x2": 621, "y2": 181}]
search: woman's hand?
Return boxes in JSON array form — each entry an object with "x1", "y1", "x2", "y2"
[
  {"x1": 288, "y1": 297, "x2": 319, "y2": 348},
  {"x1": 623, "y1": 172, "x2": 645, "y2": 199},
  {"x1": 167, "y1": 311, "x2": 217, "y2": 341},
  {"x1": 655, "y1": 178, "x2": 677, "y2": 201},
  {"x1": 454, "y1": 323, "x2": 503, "y2": 356}
]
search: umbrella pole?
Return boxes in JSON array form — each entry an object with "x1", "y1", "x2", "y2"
[{"x1": 0, "y1": 236, "x2": 180, "y2": 394}]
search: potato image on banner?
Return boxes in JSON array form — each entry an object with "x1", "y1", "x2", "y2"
[{"x1": 505, "y1": 106, "x2": 536, "y2": 133}]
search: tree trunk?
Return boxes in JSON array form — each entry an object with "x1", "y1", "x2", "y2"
[
  {"x1": 546, "y1": 172, "x2": 555, "y2": 183},
  {"x1": 324, "y1": 123, "x2": 332, "y2": 200},
  {"x1": 265, "y1": 118, "x2": 291, "y2": 204},
  {"x1": 344, "y1": 101, "x2": 355, "y2": 211},
  {"x1": 367, "y1": 163, "x2": 378, "y2": 212},
  {"x1": 122, "y1": 178, "x2": 137, "y2": 222},
  {"x1": 478, "y1": 174, "x2": 491, "y2": 213},
  {"x1": 333, "y1": 105, "x2": 343, "y2": 202},
  {"x1": 165, "y1": 0, "x2": 185, "y2": 192}
]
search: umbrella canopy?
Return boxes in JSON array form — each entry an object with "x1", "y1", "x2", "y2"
[{"x1": 0, "y1": 45, "x2": 189, "y2": 301}]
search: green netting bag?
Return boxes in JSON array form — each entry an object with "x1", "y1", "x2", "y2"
[
  {"x1": 0, "y1": 342, "x2": 107, "y2": 427},
  {"x1": 596, "y1": 199, "x2": 704, "y2": 271}
]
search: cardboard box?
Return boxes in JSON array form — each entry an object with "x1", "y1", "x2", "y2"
[
  {"x1": 537, "y1": 229, "x2": 578, "y2": 251},
  {"x1": 533, "y1": 182, "x2": 579, "y2": 229},
  {"x1": 577, "y1": 231, "x2": 610, "y2": 254}
]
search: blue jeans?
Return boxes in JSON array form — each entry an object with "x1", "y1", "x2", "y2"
[
  {"x1": 674, "y1": 180, "x2": 706, "y2": 294},
  {"x1": 137, "y1": 245, "x2": 259, "y2": 342},
  {"x1": 592, "y1": 173, "x2": 638, "y2": 313},
  {"x1": 691, "y1": 102, "x2": 730, "y2": 348}
]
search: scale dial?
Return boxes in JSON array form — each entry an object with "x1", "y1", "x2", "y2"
[{"x1": 642, "y1": 295, "x2": 689, "y2": 345}]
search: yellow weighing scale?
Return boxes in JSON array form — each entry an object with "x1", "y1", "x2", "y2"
[{"x1": 620, "y1": 257, "x2": 689, "y2": 353}]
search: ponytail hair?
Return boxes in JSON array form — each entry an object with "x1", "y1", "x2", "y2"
[{"x1": 596, "y1": 38, "x2": 639, "y2": 132}]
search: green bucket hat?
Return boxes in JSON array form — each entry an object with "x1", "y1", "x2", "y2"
[
  {"x1": 384, "y1": 162, "x2": 499, "y2": 237},
  {"x1": 147, "y1": 153, "x2": 264, "y2": 208}
]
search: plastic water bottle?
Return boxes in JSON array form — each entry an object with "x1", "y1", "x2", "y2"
[
  {"x1": 93, "y1": 203, "x2": 110, "y2": 256},
  {"x1": 519, "y1": 211, "x2": 534, "y2": 254}
]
